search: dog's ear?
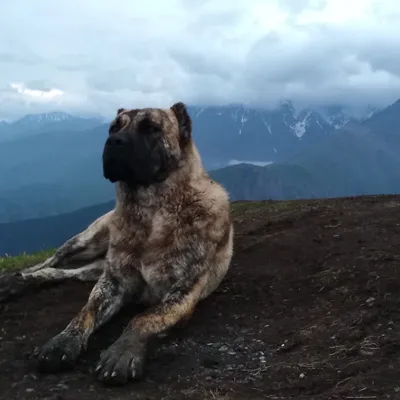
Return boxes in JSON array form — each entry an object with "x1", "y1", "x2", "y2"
[
  {"x1": 171, "y1": 102, "x2": 192, "y2": 146},
  {"x1": 109, "y1": 109, "x2": 130, "y2": 134}
]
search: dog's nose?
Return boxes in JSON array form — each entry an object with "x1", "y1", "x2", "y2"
[{"x1": 106, "y1": 134, "x2": 128, "y2": 146}]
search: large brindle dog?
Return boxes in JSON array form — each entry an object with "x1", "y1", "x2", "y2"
[{"x1": 1, "y1": 102, "x2": 234, "y2": 386}]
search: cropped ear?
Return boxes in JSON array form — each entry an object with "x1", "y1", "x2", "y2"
[
  {"x1": 117, "y1": 107, "x2": 126, "y2": 115},
  {"x1": 171, "y1": 102, "x2": 192, "y2": 146},
  {"x1": 109, "y1": 111, "x2": 130, "y2": 134}
]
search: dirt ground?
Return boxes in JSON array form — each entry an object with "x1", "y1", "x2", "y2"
[{"x1": 1, "y1": 194, "x2": 400, "y2": 400}]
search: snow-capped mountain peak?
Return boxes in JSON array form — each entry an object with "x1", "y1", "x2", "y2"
[
  {"x1": 16, "y1": 112, "x2": 74, "y2": 125},
  {"x1": 291, "y1": 110, "x2": 312, "y2": 139}
]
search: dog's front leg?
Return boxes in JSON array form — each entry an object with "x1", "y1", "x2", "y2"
[
  {"x1": 36, "y1": 269, "x2": 142, "y2": 373},
  {"x1": 95, "y1": 272, "x2": 209, "y2": 386}
]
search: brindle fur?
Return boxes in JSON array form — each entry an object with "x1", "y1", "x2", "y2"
[{"x1": 24, "y1": 102, "x2": 234, "y2": 386}]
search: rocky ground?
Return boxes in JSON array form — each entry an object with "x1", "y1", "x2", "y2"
[{"x1": 1, "y1": 194, "x2": 400, "y2": 399}]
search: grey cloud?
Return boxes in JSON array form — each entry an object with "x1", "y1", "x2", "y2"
[
  {"x1": 86, "y1": 72, "x2": 132, "y2": 93},
  {"x1": 169, "y1": 49, "x2": 235, "y2": 81},
  {"x1": 188, "y1": 9, "x2": 244, "y2": 33},
  {"x1": 0, "y1": 52, "x2": 42, "y2": 65},
  {"x1": 0, "y1": 0, "x2": 400, "y2": 120},
  {"x1": 239, "y1": 21, "x2": 400, "y2": 109},
  {"x1": 244, "y1": 28, "x2": 346, "y2": 86},
  {"x1": 179, "y1": 0, "x2": 211, "y2": 9},
  {"x1": 24, "y1": 80, "x2": 55, "y2": 92},
  {"x1": 356, "y1": 36, "x2": 400, "y2": 76},
  {"x1": 278, "y1": 0, "x2": 326, "y2": 14}
]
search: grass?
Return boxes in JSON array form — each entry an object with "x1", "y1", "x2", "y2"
[{"x1": 0, "y1": 249, "x2": 55, "y2": 271}]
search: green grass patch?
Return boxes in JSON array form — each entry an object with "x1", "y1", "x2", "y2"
[{"x1": 0, "y1": 249, "x2": 55, "y2": 271}]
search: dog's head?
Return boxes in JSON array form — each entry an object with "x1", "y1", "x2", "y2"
[{"x1": 102, "y1": 102, "x2": 193, "y2": 187}]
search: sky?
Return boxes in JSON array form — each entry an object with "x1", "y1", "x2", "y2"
[{"x1": 0, "y1": 0, "x2": 400, "y2": 120}]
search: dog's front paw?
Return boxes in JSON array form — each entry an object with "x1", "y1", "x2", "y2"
[
  {"x1": 95, "y1": 335, "x2": 146, "y2": 386},
  {"x1": 37, "y1": 330, "x2": 84, "y2": 373}
]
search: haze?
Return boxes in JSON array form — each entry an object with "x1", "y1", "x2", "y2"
[{"x1": 0, "y1": 0, "x2": 399, "y2": 120}]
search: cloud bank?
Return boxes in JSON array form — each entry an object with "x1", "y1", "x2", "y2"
[{"x1": 0, "y1": 0, "x2": 400, "y2": 119}]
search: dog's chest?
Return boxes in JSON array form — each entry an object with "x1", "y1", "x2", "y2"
[
  {"x1": 108, "y1": 211, "x2": 179, "y2": 266},
  {"x1": 108, "y1": 210, "x2": 189, "y2": 300}
]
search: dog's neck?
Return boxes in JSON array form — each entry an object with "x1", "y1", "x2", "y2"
[{"x1": 115, "y1": 142, "x2": 205, "y2": 212}]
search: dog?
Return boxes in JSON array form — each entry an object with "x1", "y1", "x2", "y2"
[{"x1": 10, "y1": 102, "x2": 234, "y2": 386}]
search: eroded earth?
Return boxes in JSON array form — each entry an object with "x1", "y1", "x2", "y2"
[{"x1": 1, "y1": 195, "x2": 400, "y2": 399}]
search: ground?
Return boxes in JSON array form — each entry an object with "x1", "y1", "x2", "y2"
[{"x1": 1, "y1": 194, "x2": 400, "y2": 400}]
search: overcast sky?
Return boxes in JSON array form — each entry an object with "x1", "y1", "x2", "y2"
[{"x1": 0, "y1": 0, "x2": 399, "y2": 120}]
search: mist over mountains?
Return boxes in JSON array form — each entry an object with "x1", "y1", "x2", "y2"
[{"x1": 0, "y1": 99, "x2": 398, "y2": 227}]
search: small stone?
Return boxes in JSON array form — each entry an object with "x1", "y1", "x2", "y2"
[
  {"x1": 366, "y1": 297, "x2": 375, "y2": 304},
  {"x1": 359, "y1": 349, "x2": 374, "y2": 356},
  {"x1": 219, "y1": 345, "x2": 228, "y2": 352},
  {"x1": 26, "y1": 388, "x2": 35, "y2": 393},
  {"x1": 299, "y1": 373, "x2": 305, "y2": 379}
]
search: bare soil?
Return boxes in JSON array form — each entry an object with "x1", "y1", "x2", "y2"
[{"x1": 1, "y1": 194, "x2": 400, "y2": 399}]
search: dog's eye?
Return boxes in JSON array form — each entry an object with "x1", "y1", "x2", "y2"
[{"x1": 138, "y1": 118, "x2": 162, "y2": 135}]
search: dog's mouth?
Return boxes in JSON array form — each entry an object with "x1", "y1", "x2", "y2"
[
  {"x1": 102, "y1": 151, "x2": 128, "y2": 183},
  {"x1": 102, "y1": 139, "x2": 172, "y2": 187},
  {"x1": 103, "y1": 166, "x2": 122, "y2": 183}
]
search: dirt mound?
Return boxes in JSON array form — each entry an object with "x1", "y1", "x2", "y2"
[{"x1": 1, "y1": 195, "x2": 400, "y2": 399}]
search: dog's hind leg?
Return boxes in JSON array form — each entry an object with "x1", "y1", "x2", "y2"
[
  {"x1": 0, "y1": 259, "x2": 105, "y2": 303},
  {"x1": 21, "y1": 259, "x2": 105, "y2": 283},
  {"x1": 24, "y1": 210, "x2": 113, "y2": 274}
]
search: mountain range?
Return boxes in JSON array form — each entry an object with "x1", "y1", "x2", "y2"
[
  {"x1": 0, "y1": 112, "x2": 104, "y2": 143},
  {"x1": 0, "y1": 99, "x2": 398, "y2": 227}
]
